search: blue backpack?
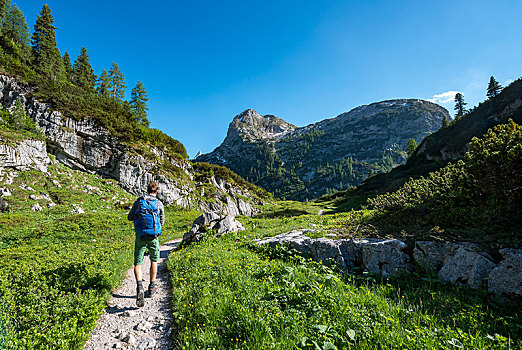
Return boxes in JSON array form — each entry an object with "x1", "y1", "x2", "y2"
[{"x1": 134, "y1": 197, "x2": 162, "y2": 239}]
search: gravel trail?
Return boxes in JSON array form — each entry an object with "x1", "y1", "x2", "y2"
[{"x1": 83, "y1": 240, "x2": 180, "y2": 350}]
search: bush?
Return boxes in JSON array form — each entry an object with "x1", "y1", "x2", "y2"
[{"x1": 369, "y1": 120, "x2": 522, "y2": 235}]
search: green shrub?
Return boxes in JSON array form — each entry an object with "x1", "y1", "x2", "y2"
[{"x1": 369, "y1": 119, "x2": 522, "y2": 236}]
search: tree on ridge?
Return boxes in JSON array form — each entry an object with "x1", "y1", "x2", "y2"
[
  {"x1": 72, "y1": 47, "x2": 96, "y2": 91},
  {"x1": 454, "y1": 93, "x2": 467, "y2": 118},
  {"x1": 63, "y1": 51, "x2": 73, "y2": 81},
  {"x1": 406, "y1": 138, "x2": 418, "y2": 158},
  {"x1": 97, "y1": 69, "x2": 110, "y2": 96},
  {"x1": 487, "y1": 76, "x2": 502, "y2": 98},
  {"x1": 2, "y1": 2, "x2": 30, "y2": 49},
  {"x1": 130, "y1": 81, "x2": 150, "y2": 126},
  {"x1": 108, "y1": 62, "x2": 126, "y2": 101},
  {"x1": 31, "y1": 4, "x2": 64, "y2": 80}
]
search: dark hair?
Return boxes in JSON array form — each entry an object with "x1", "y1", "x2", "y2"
[{"x1": 147, "y1": 181, "x2": 159, "y2": 194}]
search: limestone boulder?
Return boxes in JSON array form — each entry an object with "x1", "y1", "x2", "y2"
[
  {"x1": 214, "y1": 215, "x2": 245, "y2": 235},
  {"x1": 488, "y1": 249, "x2": 522, "y2": 298},
  {"x1": 413, "y1": 241, "x2": 446, "y2": 272},
  {"x1": 255, "y1": 230, "x2": 314, "y2": 255},
  {"x1": 438, "y1": 243, "x2": 496, "y2": 288},
  {"x1": 194, "y1": 211, "x2": 224, "y2": 227},
  {"x1": 362, "y1": 239, "x2": 413, "y2": 276},
  {"x1": 311, "y1": 238, "x2": 346, "y2": 269}
]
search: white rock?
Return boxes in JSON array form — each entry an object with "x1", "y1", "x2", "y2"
[
  {"x1": 362, "y1": 239, "x2": 414, "y2": 277},
  {"x1": 137, "y1": 337, "x2": 156, "y2": 350},
  {"x1": 122, "y1": 333, "x2": 137, "y2": 345},
  {"x1": 488, "y1": 248, "x2": 522, "y2": 298},
  {"x1": 0, "y1": 187, "x2": 11, "y2": 197},
  {"x1": 136, "y1": 320, "x2": 153, "y2": 332},
  {"x1": 121, "y1": 310, "x2": 136, "y2": 317},
  {"x1": 31, "y1": 203, "x2": 43, "y2": 212},
  {"x1": 438, "y1": 243, "x2": 496, "y2": 289}
]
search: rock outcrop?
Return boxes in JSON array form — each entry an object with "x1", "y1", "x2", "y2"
[
  {"x1": 197, "y1": 101, "x2": 450, "y2": 200},
  {"x1": 488, "y1": 249, "x2": 522, "y2": 298},
  {"x1": 183, "y1": 211, "x2": 245, "y2": 243},
  {"x1": 0, "y1": 74, "x2": 261, "y2": 216},
  {"x1": 0, "y1": 139, "x2": 50, "y2": 172},
  {"x1": 256, "y1": 232, "x2": 521, "y2": 299}
]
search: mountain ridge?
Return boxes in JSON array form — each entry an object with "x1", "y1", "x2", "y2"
[{"x1": 197, "y1": 99, "x2": 449, "y2": 200}]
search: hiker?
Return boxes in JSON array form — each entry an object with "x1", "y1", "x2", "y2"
[{"x1": 127, "y1": 181, "x2": 164, "y2": 307}]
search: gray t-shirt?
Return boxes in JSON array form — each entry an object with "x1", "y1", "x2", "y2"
[{"x1": 127, "y1": 194, "x2": 165, "y2": 225}]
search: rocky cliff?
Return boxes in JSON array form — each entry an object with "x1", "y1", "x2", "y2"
[
  {"x1": 197, "y1": 100, "x2": 449, "y2": 200},
  {"x1": 0, "y1": 74, "x2": 264, "y2": 216}
]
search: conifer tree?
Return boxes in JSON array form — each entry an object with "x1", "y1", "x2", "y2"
[
  {"x1": 108, "y1": 62, "x2": 126, "y2": 101},
  {"x1": 406, "y1": 138, "x2": 418, "y2": 158},
  {"x1": 130, "y1": 81, "x2": 150, "y2": 126},
  {"x1": 2, "y1": 3, "x2": 30, "y2": 48},
  {"x1": 72, "y1": 47, "x2": 95, "y2": 91},
  {"x1": 31, "y1": 5, "x2": 64, "y2": 80},
  {"x1": 486, "y1": 76, "x2": 502, "y2": 98},
  {"x1": 97, "y1": 69, "x2": 110, "y2": 96},
  {"x1": 441, "y1": 115, "x2": 450, "y2": 128},
  {"x1": 63, "y1": 51, "x2": 73, "y2": 81},
  {"x1": 454, "y1": 93, "x2": 467, "y2": 118},
  {"x1": 0, "y1": 0, "x2": 8, "y2": 25}
]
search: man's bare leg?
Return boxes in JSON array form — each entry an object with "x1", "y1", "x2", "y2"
[
  {"x1": 150, "y1": 261, "x2": 157, "y2": 282},
  {"x1": 134, "y1": 265, "x2": 145, "y2": 307},
  {"x1": 134, "y1": 264, "x2": 142, "y2": 282}
]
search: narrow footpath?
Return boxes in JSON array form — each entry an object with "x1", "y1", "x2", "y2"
[{"x1": 84, "y1": 239, "x2": 181, "y2": 350}]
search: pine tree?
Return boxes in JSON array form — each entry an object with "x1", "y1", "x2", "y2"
[
  {"x1": 97, "y1": 69, "x2": 110, "y2": 96},
  {"x1": 454, "y1": 93, "x2": 467, "y2": 118},
  {"x1": 130, "y1": 81, "x2": 150, "y2": 126},
  {"x1": 486, "y1": 76, "x2": 502, "y2": 98},
  {"x1": 108, "y1": 62, "x2": 126, "y2": 101},
  {"x1": 2, "y1": 3, "x2": 30, "y2": 48},
  {"x1": 0, "y1": 0, "x2": 8, "y2": 24},
  {"x1": 406, "y1": 138, "x2": 418, "y2": 158},
  {"x1": 441, "y1": 115, "x2": 450, "y2": 128},
  {"x1": 31, "y1": 5, "x2": 64, "y2": 80},
  {"x1": 63, "y1": 51, "x2": 73, "y2": 81},
  {"x1": 72, "y1": 47, "x2": 95, "y2": 91}
]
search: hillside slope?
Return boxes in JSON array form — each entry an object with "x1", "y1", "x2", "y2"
[
  {"x1": 348, "y1": 78, "x2": 522, "y2": 199},
  {"x1": 0, "y1": 74, "x2": 268, "y2": 216},
  {"x1": 197, "y1": 100, "x2": 449, "y2": 200}
]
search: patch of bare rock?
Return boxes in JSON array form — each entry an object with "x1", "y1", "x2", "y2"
[
  {"x1": 256, "y1": 230, "x2": 521, "y2": 299},
  {"x1": 183, "y1": 211, "x2": 245, "y2": 243}
]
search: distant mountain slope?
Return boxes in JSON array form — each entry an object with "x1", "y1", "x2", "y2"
[
  {"x1": 348, "y1": 78, "x2": 522, "y2": 200},
  {"x1": 196, "y1": 99, "x2": 449, "y2": 200}
]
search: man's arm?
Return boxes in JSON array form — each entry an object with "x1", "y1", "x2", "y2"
[
  {"x1": 127, "y1": 200, "x2": 138, "y2": 221},
  {"x1": 159, "y1": 201, "x2": 165, "y2": 226}
]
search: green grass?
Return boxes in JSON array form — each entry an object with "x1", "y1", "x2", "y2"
[
  {"x1": 0, "y1": 162, "x2": 199, "y2": 349},
  {"x1": 167, "y1": 236, "x2": 521, "y2": 349}
]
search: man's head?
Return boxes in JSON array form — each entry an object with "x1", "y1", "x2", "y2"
[{"x1": 147, "y1": 181, "x2": 159, "y2": 195}]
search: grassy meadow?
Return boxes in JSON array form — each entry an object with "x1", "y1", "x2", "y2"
[
  {"x1": 167, "y1": 235, "x2": 521, "y2": 349},
  {"x1": 0, "y1": 161, "x2": 199, "y2": 349}
]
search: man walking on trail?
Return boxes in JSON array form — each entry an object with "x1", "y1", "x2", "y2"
[{"x1": 127, "y1": 181, "x2": 165, "y2": 307}]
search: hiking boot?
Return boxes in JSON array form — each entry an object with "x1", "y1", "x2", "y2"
[
  {"x1": 147, "y1": 282, "x2": 156, "y2": 298},
  {"x1": 136, "y1": 284, "x2": 145, "y2": 307}
]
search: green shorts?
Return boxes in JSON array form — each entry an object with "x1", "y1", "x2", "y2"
[{"x1": 134, "y1": 236, "x2": 160, "y2": 265}]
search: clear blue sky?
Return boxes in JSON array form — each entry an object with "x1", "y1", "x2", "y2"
[{"x1": 19, "y1": 0, "x2": 522, "y2": 158}]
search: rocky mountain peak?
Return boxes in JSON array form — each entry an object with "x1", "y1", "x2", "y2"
[
  {"x1": 198, "y1": 99, "x2": 450, "y2": 200},
  {"x1": 229, "y1": 109, "x2": 296, "y2": 141}
]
